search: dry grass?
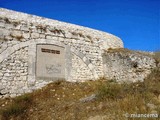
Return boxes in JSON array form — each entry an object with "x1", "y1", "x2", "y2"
[
  {"x1": 106, "y1": 48, "x2": 154, "y2": 58},
  {"x1": 0, "y1": 68, "x2": 160, "y2": 120},
  {"x1": 0, "y1": 94, "x2": 33, "y2": 120},
  {"x1": 154, "y1": 51, "x2": 160, "y2": 65}
]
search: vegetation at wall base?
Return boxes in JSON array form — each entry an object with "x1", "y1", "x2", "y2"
[
  {"x1": 0, "y1": 94, "x2": 33, "y2": 120},
  {"x1": 0, "y1": 67, "x2": 159, "y2": 120}
]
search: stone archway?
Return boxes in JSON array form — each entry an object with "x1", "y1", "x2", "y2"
[
  {"x1": 0, "y1": 39, "x2": 98, "y2": 85},
  {"x1": 0, "y1": 39, "x2": 99, "y2": 97}
]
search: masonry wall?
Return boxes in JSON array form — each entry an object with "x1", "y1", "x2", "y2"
[
  {"x1": 0, "y1": 8, "x2": 123, "y2": 98},
  {"x1": 103, "y1": 49, "x2": 156, "y2": 83}
]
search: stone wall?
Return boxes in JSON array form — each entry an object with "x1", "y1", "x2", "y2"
[
  {"x1": 0, "y1": 47, "x2": 29, "y2": 97},
  {"x1": 103, "y1": 49, "x2": 156, "y2": 82},
  {"x1": 0, "y1": 8, "x2": 123, "y2": 98},
  {"x1": 0, "y1": 8, "x2": 157, "y2": 98}
]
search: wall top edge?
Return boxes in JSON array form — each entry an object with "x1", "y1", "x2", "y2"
[{"x1": 0, "y1": 8, "x2": 123, "y2": 44}]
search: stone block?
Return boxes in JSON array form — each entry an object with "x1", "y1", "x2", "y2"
[
  {"x1": 79, "y1": 94, "x2": 96, "y2": 102},
  {"x1": 5, "y1": 24, "x2": 14, "y2": 29},
  {"x1": 21, "y1": 25, "x2": 29, "y2": 31},
  {"x1": 21, "y1": 76, "x2": 27, "y2": 80},
  {"x1": 46, "y1": 35, "x2": 53, "y2": 39},
  {"x1": 4, "y1": 73, "x2": 10, "y2": 77},
  {"x1": 14, "y1": 24, "x2": 21, "y2": 30},
  {"x1": 10, "y1": 30, "x2": 22, "y2": 37},
  {"x1": 3, "y1": 94, "x2": 10, "y2": 98},
  {"x1": 0, "y1": 84, "x2": 5, "y2": 90},
  {"x1": 0, "y1": 28, "x2": 10, "y2": 36},
  {"x1": 1, "y1": 89, "x2": 8, "y2": 94},
  {"x1": 31, "y1": 32, "x2": 39, "y2": 38},
  {"x1": 39, "y1": 34, "x2": 45, "y2": 38},
  {"x1": 0, "y1": 72, "x2": 3, "y2": 77},
  {"x1": 0, "y1": 22, "x2": 5, "y2": 27},
  {"x1": 30, "y1": 26, "x2": 38, "y2": 32},
  {"x1": 22, "y1": 32, "x2": 30, "y2": 39},
  {"x1": 58, "y1": 37, "x2": 64, "y2": 42},
  {"x1": 10, "y1": 94, "x2": 17, "y2": 98}
]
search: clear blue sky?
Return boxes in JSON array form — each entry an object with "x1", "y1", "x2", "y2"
[{"x1": 0, "y1": 0, "x2": 159, "y2": 51}]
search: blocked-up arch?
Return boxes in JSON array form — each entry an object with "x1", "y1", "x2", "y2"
[{"x1": 0, "y1": 39, "x2": 98, "y2": 83}]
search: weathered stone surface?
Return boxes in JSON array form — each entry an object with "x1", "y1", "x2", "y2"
[
  {"x1": 70, "y1": 53, "x2": 94, "y2": 81},
  {"x1": 0, "y1": 22, "x2": 5, "y2": 27},
  {"x1": 22, "y1": 31, "x2": 30, "y2": 39},
  {"x1": 0, "y1": 47, "x2": 28, "y2": 98},
  {"x1": 4, "y1": 72, "x2": 11, "y2": 76},
  {"x1": 103, "y1": 49, "x2": 156, "y2": 82},
  {"x1": 0, "y1": 72, "x2": 3, "y2": 77},
  {"x1": 31, "y1": 32, "x2": 39, "y2": 38},
  {"x1": 21, "y1": 25, "x2": 29, "y2": 31},
  {"x1": 10, "y1": 30, "x2": 22, "y2": 37},
  {"x1": 0, "y1": 84, "x2": 5, "y2": 90},
  {"x1": 79, "y1": 94, "x2": 96, "y2": 102},
  {"x1": 1, "y1": 89, "x2": 8, "y2": 94},
  {"x1": 39, "y1": 34, "x2": 45, "y2": 38},
  {"x1": 0, "y1": 28, "x2": 10, "y2": 36}
]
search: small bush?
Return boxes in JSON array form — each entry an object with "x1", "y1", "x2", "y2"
[
  {"x1": 54, "y1": 79, "x2": 65, "y2": 86},
  {"x1": 154, "y1": 51, "x2": 160, "y2": 64},
  {"x1": 96, "y1": 80, "x2": 154, "y2": 101},
  {"x1": 97, "y1": 82, "x2": 123, "y2": 100},
  {"x1": 1, "y1": 104, "x2": 25, "y2": 119},
  {"x1": 1, "y1": 94, "x2": 33, "y2": 120},
  {"x1": 14, "y1": 94, "x2": 32, "y2": 104},
  {"x1": 144, "y1": 67, "x2": 160, "y2": 97}
]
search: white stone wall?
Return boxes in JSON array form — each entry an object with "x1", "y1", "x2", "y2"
[
  {"x1": 0, "y1": 47, "x2": 29, "y2": 98},
  {"x1": 70, "y1": 53, "x2": 94, "y2": 82},
  {"x1": 103, "y1": 50, "x2": 156, "y2": 82},
  {"x1": 0, "y1": 8, "x2": 156, "y2": 98},
  {"x1": 0, "y1": 8, "x2": 123, "y2": 98}
]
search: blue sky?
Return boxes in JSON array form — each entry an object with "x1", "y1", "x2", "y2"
[{"x1": 0, "y1": 0, "x2": 159, "y2": 51}]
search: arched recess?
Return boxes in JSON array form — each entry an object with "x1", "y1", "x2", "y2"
[{"x1": 0, "y1": 39, "x2": 98, "y2": 85}]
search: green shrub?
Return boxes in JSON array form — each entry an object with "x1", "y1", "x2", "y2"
[
  {"x1": 97, "y1": 82, "x2": 123, "y2": 100},
  {"x1": 153, "y1": 51, "x2": 160, "y2": 65},
  {"x1": 14, "y1": 94, "x2": 32, "y2": 104},
  {"x1": 1, "y1": 104, "x2": 25, "y2": 119},
  {"x1": 1, "y1": 94, "x2": 33, "y2": 120},
  {"x1": 144, "y1": 67, "x2": 160, "y2": 97}
]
